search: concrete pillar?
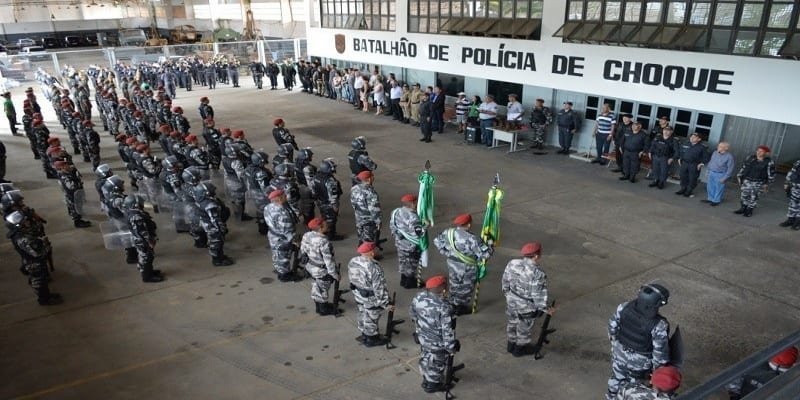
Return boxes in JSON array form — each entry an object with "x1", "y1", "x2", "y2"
[{"x1": 257, "y1": 39, "x2": 266, "y2": 63}]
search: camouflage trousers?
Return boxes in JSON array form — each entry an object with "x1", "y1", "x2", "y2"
[
  {"x1": 62, "y1": 189, "x2": 85, "y2": 220},
  {"x1": 506, "y1": 308, "x2": 537, "y2": 345},
  {"x1": 420, "y1": 348, "x2": 448, "y2": 384},
  {"x1": 139, "y1": 177, "x2": 162, "y2": 209},
  {"x1": 268, "y1": 237, "x2": 292, "y2": 274},
  {"x1": 133, "y1": 239, "x2": 155, "y2": 272},
  {"x1": 311, "y1": 276, "x2": 333, "y2": 303},
  {"x1": 356, "y1": 221, "x2": 380, "y2": 244},
  {"x1": 787, "y1": 184, "x2": 800, "y2": 218},
  {"x1": 203, "y1": 227, "x2": 225, "y2": 259},
  {"x1": 87, "y1": 146, "x2": 100, "y2": 169},
  {"x1": 446, "y1": 260, "x2": 477, "y2": 307},
  {"x1": 24, "y1": 260, "x2": 49, "y2": 291},
  {"x1": 356, "y1": 303, "x2": 383, "y2": 336},
  {"x1": 67, "y1": 127, "x2": 81, "y2": 152},
  {"x1": 299, "y1": 186, "x2": 315, "y2": 222},
  {"x1": 740, "y1": 179, "x2": 764, "y2": 208},
  {"x1": 396, "y1": 244, "x2": 421, "y2": 276},
  {"x1": 531, "y1": 123, "x2": 547, "y2": 146},
  {"x1": 607, "y1": 341, "x2": 654, "y2": 399}
]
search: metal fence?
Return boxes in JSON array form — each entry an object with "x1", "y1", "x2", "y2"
[{"x1": 0, "y1": 38, "x2": 307, "y2": 90}]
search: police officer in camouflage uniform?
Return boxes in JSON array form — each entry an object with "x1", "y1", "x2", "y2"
[
  {"x1": 348, "y1": 241, "x2": 392, "y2": 347},
  {"x1": 82, "y1": 120, "x2": 101, "y2": 170},
  {"x1": 348, "y1": 136, "x2": 378, "y2": 186},
  {"x1": 5, "y1": 210, "x2": 62, "y2": 305},
  {"x1": 272, "y1": 143, "x2": 295, "y2": 170},
  {"x1": 780, "y1": 160, "x2": 800, "y2": 230},
  {"x1": 350, "y1": 171, "x2": 382, "y2": 254},
  {"x1": 102, "y1": 175, "x2": 138, "y2": 265},
  {"x1": 272, "y1": 118, "x2": 299, "y2": 150},
  {"x1": 409, "y1": 275, "x2": 459, "y2": 393},
  {"x1": 182, "y1": 167, "x2": 208, "y2": 244},
  {"x1": 294, "y1": 147, "x2": 316, "y2": 222},
  {"x1": 198, "y1": 97, "x2": 214, "y2": 120},
  {"x1": 222, "y1": 130, "x2": 253, "y2": 221},
  {"x1": 433, "y1": 213, "x2": 493, "y2": 316},
  {"x1": 172, "y1": 106, "x2": 190, "y2": 136},
  {"x1": 606, "y1": 284, "x2": 672, "y2": 400},
  {"x1": 734, "y1": 145, "x2": 776, "y2": 217},
  {"x1": 390, "y1": 194, "x2": 425, "y2": 289},
  {"x1": 245, "y1": 151, "x2": 273, "y2": 235},
  {"x1": 264, "y1": 189, "x2": 300, "y2": 282},
  {"x1": 617, "y1": 365, "x2": 681, "y2": 400},
  {"x1": 529, "y1": 98, "x2": 553, "y2": 151},
  {"x1": 269, "y1": 163, "x2": 302, "y2": 220},
  {"x1": 53, "y1": 161, "x2": 91, "y2": 228},
  {"x1": 135, "y1": 144, "x2": 162, "y2": 213},
  {"x1": 313, "y1": 158, "x2": 344, "y2": 241},
  {"x1": 194, "y1": 182, "x2": 234, "y2": 266},
  {"x1": 124, "y1": 195, "x2": 164, "y2": 283},
  {"x1": 300, "y1": 217, "x2": 340, "y2": 315},
  {"x1": 202, "y1": 119, "x2": 222, "y2": 170},
  {"x1": 502, "y1": 242, "x2": 553, "y2": 357},
  {"x1": 726, "y1": 347, "x2": 797, "y2": 400},
  {"x1": 94, "y1": 164, "x2": 113, "y2": 206}
]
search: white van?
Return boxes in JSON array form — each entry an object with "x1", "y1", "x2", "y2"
[{"x1": 118, "y1": 29, "x2": 147, "y2": 47}]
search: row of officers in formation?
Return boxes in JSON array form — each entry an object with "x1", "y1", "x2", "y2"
[{"x1": 2, "y1": 70, "x2": 798, "y2": 398}]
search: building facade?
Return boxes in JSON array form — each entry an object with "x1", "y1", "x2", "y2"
[{"x1": 305, "y1": 0, "x2": 800, "y2": 165}]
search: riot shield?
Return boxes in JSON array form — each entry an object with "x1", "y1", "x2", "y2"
[
  {"x1": 172, "y1": 201, "x2": 192, "y2": 232},
  {"x1": 100, "y1": 219, "x2": 133, "y2": 250},
  {"x1": 669, "y1": 325, "x2": 684, "y2": 369},
  {"x1": 73, "y1": 188, "x2": 86, "y2": 216}
]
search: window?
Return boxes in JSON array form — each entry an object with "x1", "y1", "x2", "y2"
[
  {"x1": 488, "y1": 80, "x2": 523, "y2": 107},
  {"x1": 436, "y1": 72, "x2": 466, "y2": 97},
  {"x1": 413, "y1": 0, "x2": 543, "y2": 38},
  {"x1": 320, "y1": 0, "x2": 396, "y2": 30},
  {"x1": 585, "y1": 95, "x2": 717, "y2": 138}
]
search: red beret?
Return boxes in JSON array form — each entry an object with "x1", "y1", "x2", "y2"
[
  {"x1": 521, "y1": 242, "x2": 542, "y2": 256},
  {"x1": 46, "y1": 146, "x2": 62, "y2": 155},
  {"x1": 771, "y1": 347, "x2": 799, "y2": 368},
  {"x1": 357, "y1": 170, "x2": 373, "y2": 181},
  {"x1": 650, "y1": 366, "x2": 681, "y2": 392},
  {"x1": 32, "y1": 113, "x2": 42, "y2": 119},
  {"x1": 82, "y1": 120, "x2": 94, "y2": 127},
  {"x1": 200, "y1": 96, "x2": 209, "y2": 102},
  {"x1": 53, "y1": 160, "x2": 68, "y2": 169},
  {"x1": 757, "y1": 145, "x2": 771, "y2": 153},
  {"x1": 185, "y1": 134, "x2": 198, "y2": 142},
  {"x1": 169, "y1": 131, "x2": 181, "y2": 138},
  {"x1": 136, "y1": 144, "x2": 149, "y2": 152},
  {"x1": 268, "y1": 189, "x2": 284, "y2": 200},
  {"x1": 71, "y1": 111, "x2": 81, "y2": 117},
  {"x1": 125, "y1": 137, "x2": 137, "y2": 145},
  {"x1": 307, "y1": 217, "x2": 324, "y2": 230},
  {"x1": 400, "y1": 194, "x2": 417, "y2": 203},
  {"x1": 221, "y1": 128, "x2": 231, "y2": 134},
  {"x1": 172, "y1": 106, "x2": 183, "y2": 113},
  {"x1": 47, "y1": 137, "x2": 61, "y2": 145},
  {"x1": 231, "y1": 130, "x2": 245, "y2": 139},
  {"x1": 133, "y1": 110, "x2": 143, "y2": 118},
  {"x1": 453, "y1": 213, "x2": 472, "y2": 226},
  {"x1": 116, "y1": 133, "x2": 127, "y2": 141},
  {"x1": 425, "y1": 275, "x2": 447, "y2": 289},
  {"x1": 205, "y1": 118, "x2": 215, "y2": 125},
  {"x1": 357, "y1": 241, "x2": 376, "y2": 254},
  {"x1": 33, "y1": 120, "x2": 44, "y2": 126},
  {"x1": 273, "y1": 118, "x2": 284, "y2": 126},
  {"x1": 159, "y1": 124, "x2": 171, "y2": 133}
]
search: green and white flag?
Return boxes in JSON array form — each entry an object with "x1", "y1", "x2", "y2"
[{"x1": 417, "y1": 162, "x2": 435, "y2": 267}]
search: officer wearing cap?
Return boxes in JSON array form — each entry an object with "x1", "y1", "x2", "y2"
[
  {"x1": 675, "y1": 132, "x2": 708, "y2": 198},
  {"x1": 300, "y1": 217, "x2": 340, "y2": 314},
  {"x1": 606, "y1": 284, "x2": 672, "y2": 400},
  {"x1": 390, "y1": 194, "x2": 426, "y2": 288},
  {"x1": 612, "y1": 114, "x2": 634, "y2": 173},
  {"x1": 734, "y1": 145, "x2": 776, "y2": 217},
  {"x1": 350, "y1": 170, "x2": 383, "y2": 255},
  {"x1": 502, "y1": 242, "x2": 553, "y2": 357},
  {"x1": 409, "y1": 83, "x2": 423, "y2": 127},
  {"x1": 409, "y1": 275, "x2": 459, "y2": 393},
  {"x1": 556, "y1": 101, "x2": 582, "y2": 154},
  {"x1": 264, "y1": 189, "x2": 300, "y2": 281},
  {"x1": 433, "y1": 213, "x2": 493, "y2": 315},
  {"x1": 619, "y1": 121, "x2": 649, "y2": 183},
  {"x1": 348, "y1": 241, "x2": 393, "y2": 347}
]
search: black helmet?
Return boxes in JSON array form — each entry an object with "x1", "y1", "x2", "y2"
[
  {"x1": 351, "y1": 136, "x2": 366, "y2": 150},
  {"x1": 182, "y1": 166, "x2": 202, "y2": 185},
  {"x1": 193, "y1": 182, "x2": 216, "y2": 202},
  {"x1": 251, "y1": 151, "x2": 268, "y2": 166},
  {"x1": 634, "y1": 283, "x2": 670, "y2": 318},
  {"x1": 298, "y1": 147, "x2": 313, "y2": 161},
  {"x1": 319, "y1": 158, "x2": 336, "y2": 174},
  {"x1": 0, "y1": 182, "x2": 17, "y2": 196},
  {"x1": 1, "y1": 191, "x2": 24, "y2": 211},
  {"x1": 277, "y1": 143, "x2": 294, "y2": 158},
  {"x1": 123, "y1": 194, "x2": 144, "y2": 210},
  {"x1": 4, "y1": 210, "x2": 24, "y2": 226},
  {"x1": 106, "y1": 175, "x2": 125, "y2": 193},
  {"x1": 95, "y1": 164, "x2": 112, "y2": 179},
  {"x1": 162, "y1": 156, "x2": 182, "y2": 171},
  {"x1": 274, "y1": 162, "x2": 292, "y2": 178}
]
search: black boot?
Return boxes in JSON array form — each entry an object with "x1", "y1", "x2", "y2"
[
  {"x1": 512, "y1": 343, "x2": 536, "y2": 358},
  {"x1": 743, "y1": 207, "x2": 753, "y2": 217},
  {"x1": 153, "y1": 205, "x2": 160, "y2": 214},
  {"x1": 422, "y1": 380, "x2": 447, "y2": 393},
  {"x1": 675, "y1": 188, "x2": 686, "y2": 195},
  {"x1": 779, "y1": 217, "x2": 795, "y2": 227},
  {"x1": 125, "y1": 247, "x2": 138, "y2": 264},
  {"x1": 240, "y1": 212, "x2": 253, "y2": 221},
  {"x1": 400, "y1": 274, "x2": 408, "y2": 288},
  {"x1": 733, "y1": 203, "x2": 747, "y2": 214},
  {"x1": 317, "y1": 302, "x2": 336, "y2": 316},
  {"x1": 194, "y1": 237, "x2": 208, "y2": 248},
  {"x1": 363, "y1": 334, "x2": 389, "y2": 347},
  {"x1": 212, "y1": 255, "x2": 234, "y2": 266},
  {"x1": 257, "y1": 222, "x2": 268, "y2": 235},
  {"x1": 37, "y1": 286, "x2": 64, "y2": 306},
  {"x1": 507, "y1": 341, "x2": 516, "y2": 354},
  {"x1": 793, "y1": 219, "x2": 800, "y2": 230},
  {"x1": 74, "y1": 219, "x2": 92, "y2": 228},
  {"x1": 142, "y1": 272, "x2": 164, "y2": 283}
]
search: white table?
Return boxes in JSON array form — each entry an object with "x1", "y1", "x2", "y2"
[{"x1": 490, "y1": 128, "x2": 533, "y2": 153}]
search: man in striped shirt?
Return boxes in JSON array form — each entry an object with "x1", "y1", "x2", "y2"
[
  {"x1": 591, "y1": 103, "x2": 615, "y2": 165},
  {"x1": 455, "y1": 92, "x2": 471, "y2": 134}
]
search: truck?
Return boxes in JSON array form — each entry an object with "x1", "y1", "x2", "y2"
[{"x1": 118, "y1": 29, "x2": 147, "y2": 47}]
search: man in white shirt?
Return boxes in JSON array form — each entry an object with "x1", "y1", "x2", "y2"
[
  {"x1": 390, "y1": 81, "x2": 403, "y2": 121},
  {"x1": 353, "y1": 71, "x2": 365, "y2": 109},
  {"x1": 478, "y1": 95, "x2": 498, "y2": 147},
  {"x1": 506, "y1": 94, "x2": 523, "y2": 130}
]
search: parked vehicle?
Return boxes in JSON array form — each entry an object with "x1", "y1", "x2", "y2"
[
  {"x1": 84, "y1": 35, "x2": 99, "y2": 46},
  {"x1": 64, "y1": 36, "x2": 82, "y2": 47},
  {"x1": 20, "y1": 46, "x2": 49, "y2": 61},
  {"x1": 16, "y1": 38, "x2": 36, "y2": 48},
  {"x1": 118, "y1": 29, "x2": 147, "y2": 46},
  {"x1": 40, "y1": 37, "x2": 59, "y2": 49}
]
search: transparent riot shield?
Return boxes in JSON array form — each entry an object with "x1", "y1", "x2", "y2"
[{"x1": 100, "y1": 219, "x2": 133, "y2": 250}]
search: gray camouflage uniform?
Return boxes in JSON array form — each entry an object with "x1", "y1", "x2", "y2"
[
  {"x1": 785, "y1": 160, "x2": 800, "y2": 218},
  {"x1": 350, "y1": 183, "x2": 382, "y2": 244},
  {"x1": 607, "y1": 302, "x2": 670, "y2": 399},
  {"x1": 264, "y1": 202, "x2": 297, "y2": 274},
  {"x1": 300, "y1": 230, "x2": 339, "y2": 302},
  {"x1": 501, "y1": 258, "x2": 548, "y2": 346},
  {"x1": 433, "y1": 227, "x2": 493, "y2": 307},
  {"x1": 55, "y1": 168, "x2": 86, "y2": 222},
  {"x1": 347, "y1": 255, "x2": 390, "y2": 336},
  {"x1": 409, "y1": 290, "x2": 457, "y2": 384},
  {"x1": 617, "y1": 382, "x2": 673, "y2": 400},
  {"x1": 390, "y1": 205, "x2": 424, "y2": 277}
]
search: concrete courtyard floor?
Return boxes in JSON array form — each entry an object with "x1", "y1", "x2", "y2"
[{"x1": 1, "y1": 79, "x2": 798, "y2": 400}]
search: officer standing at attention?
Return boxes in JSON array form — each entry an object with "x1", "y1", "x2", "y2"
[
  {"x1": 619, "y1": 121, "x2": 648, "y2": 183},
  {"x1": 124, "y1": 195, "x2": 164, "y2": 283},
  {"x1": 529, "y1": 98, "x2": 553, "y2": 151},
  {"x1": 617, "y1": 365, "x2": 682, "y2": 399},
  {"x1": 418, "y1": 92, "x2": 433, "y2": 143},
  {"x1": 348, "y1": 136, "x2": 378, "y2": 186},
  {"x1": 675, "y1": 133, "x2": 708, "y2": 198},
  {"x1": 780, "y1": 159, "x2": 800, "y2": 230},
  {"x1": 198, "y1": 96, "x2": 214, "y2": 121},
  {"x1": 612, "y1": 114, "x2": 634, "y2": 173},
  {"x1": 647, "y1": 127, "x2": 679, "y2": 190},
  {"x1": 409, "y1": 275, "x2": 459, "y2": 393},
  {"x1": 272, "y1": 118, "x2": 299, "y2": 150},
  {"x1": 606, "y1": 284, "x2": 671, "y2": 400},
  {"x1": 194, "y1": 182, "x2": 234, "y2": 266},
  {"x1": 501, "y1": 242, "x2": 553, "y2": 357},
  {"x1": 300, "y1": 217, "x2": 340, "y2": 315},
  {"x1": 734, "y1": 145, "x2": 776, "y2": 217},
  {"x1": 53, "y1": 161, "x2": 92, "y2": 228},
  {"x1": 390, "y1": 194, "x2": 425, "y2": 288},
  {"x1": 312, "y1": 158, "x2": 344, "y2": 241},
  {"x1": 245, "y1": 151, "x2": 273, "y2": 235},
  {"x1": 348, "y1": 241, "x2": 393, "y2": 347},
  {"x1": 5, "y1": 210, "x2": 62, "y2": 305},
  {"x1": 555, "y1": 101, "x2": 581, "y2": 154},
  {"x1": 433, "y1": 214, "x2": 493, "y2": 316},
  {"x1": 350, "y1": 170, "x2": 383, "y2": 256},
  {"x1": 264, "y1": 190, "x2": 300, "y2": 282}
]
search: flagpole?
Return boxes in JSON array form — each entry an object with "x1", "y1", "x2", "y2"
[
  {"x1": 417, "y1": 160, "x2": 434, "y2": 287},
  {"x1": 472, "y1": 173, "x2": 501, "y2": 314}
]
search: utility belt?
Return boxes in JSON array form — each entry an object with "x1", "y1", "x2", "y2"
[
  {"x1": 411, "y1": 102, "x2": 420, "y2": 104},
  {"x1": 349, "y1": 283, "x2": 375, "y2": 298},
  {"x1": 743, "y1": 178, "x2": 765, "y2": 184},
  {"x1": 448, "y1": 256, "x2": 478, "y2": 266}
]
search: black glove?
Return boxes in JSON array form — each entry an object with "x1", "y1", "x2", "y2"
[
  {"x1": 349, "y1": 283, "x2": 357, "y2": 291},
  {"x1": 413, "y1": 332, "x2": 420, "y2": 345},
  {"x1": 453, "y1": 339, "x2": 461, "y2": 353},
  {"x1": 19, "y1": 265, "x2": 29, "y2": 276}
]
